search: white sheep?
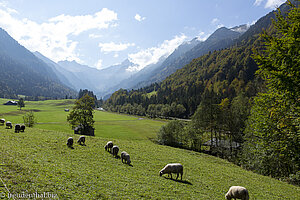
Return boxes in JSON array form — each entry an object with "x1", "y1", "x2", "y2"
[
  {"x1": 121, "y1": 151, "x2": 131, "y2": 164},
  {"x1": 77, "y1": 136, "x2": 86, "y2": 145},
  {"x1": 5, "y1": 121, "x2": 12, "y2": 129},
  {"x1": 0, "y1": 118, "x2": 5, "y2": 125},
  {"x1": 67, "y1": 137, "x2": 74, "y2": 148},
  {"x1": 105, "y1": 141, "x2": 113, "y2": 152},
  {"x1": 225, "y1": 186, "x2": 249, "y2": 200},
  {"x1": 112, "y1": 145, "x2": 119, "y2": 157},
  {"x1": 159, "y1": 163, "x2": 183, "y2": 180}
]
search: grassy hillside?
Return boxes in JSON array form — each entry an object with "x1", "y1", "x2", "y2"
[{"x1": 0, "y1": 99, "x2": 299, "y2": 199}]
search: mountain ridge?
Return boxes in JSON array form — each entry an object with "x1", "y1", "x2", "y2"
[
  {"x1": 131, "y1": 25, "x2": 245, "y2": 89},
  {"x1": 0, "y1": 28, "x2": 76, "y2": 99}
]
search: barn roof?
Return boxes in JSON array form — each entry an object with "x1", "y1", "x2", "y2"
[{"x1": 4, "y1": 100, "x2": 18, "y2": 105}]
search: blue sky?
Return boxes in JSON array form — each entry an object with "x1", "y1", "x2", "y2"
[{"x1": 0, "y1": 0, "x2": 285, "y2": 70}]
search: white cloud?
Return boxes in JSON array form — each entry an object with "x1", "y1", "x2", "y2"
[
  {"x1": 0, "y1": 6, "x2": 118, "y2": 62},
  {"x1": 0, "y1": 2, "x2": 17, "y2": 14},
  {"x1": 211, "y1": 18, "x2": 220, "y2": 25},
  {"x1": 134, "y1": 14, "x2": 146, "y2": 22},
  {"x1": 127, "y1": 34, "x2": 187, "y2": 72},
  {"x1": 95, "y1": 59, "x2": 103, "y2": 70},
  {"x1": 265, "y1": 0, "x2": 285, "y2": 8},
  {"x1": 254, "y1": 0, "x2": 285, "y2": 8},
  {"x1": 89, "y1": 33, "x2": 103, "y2": 39},
  {"x1": 196, "y1": 31, "x2": 209, "y2": 41},
  {"x1": 98, "y1": 42, "x2": 135, "y2": 53},
  {"x1": 254, "y1": 0, "x2": 264, "y2": 6},
  {"x1": 211, "y1": 18, "x2": 224, "y2": 28}
]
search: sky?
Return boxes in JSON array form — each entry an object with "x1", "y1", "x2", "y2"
[{"x1": 0, "y1": 0, "x2": 286, "y2": 71}]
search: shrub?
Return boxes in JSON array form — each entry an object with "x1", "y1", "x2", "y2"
[
  {"x1": 23, "y1": 111, "x2": 36, "y2": 127},
  {"x1": 157, "y1": 120, "x2": 185, "y2": 147}
]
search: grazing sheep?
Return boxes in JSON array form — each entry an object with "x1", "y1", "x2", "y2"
[
  {"x1": 112, "y1": 145, "x2": 119, "y2": 157},
  {"x1": 20, "y1": 124, "x2": 26, "y2": 132},
  {"x1": 121, "y1": 151, "x2": 131, "y2": 164},
  {"x1": 14, "y1": 124, "x2": 21, "y2": 133},
  {"x1": 77, "y1": 136, "x2": 86, "y2": 145},
  {"x1": 67, "y1": 137, "x2": 74, "y2": 148},
  {"x1": 225, "y1": 186, "x2": 249, "y2": 200},
  {"x1": 0, "y1": 118, "x2": 5, "y2": 125},
  {"x1": 5, "y1": 121, "x2": 12, "y2": 129},
  {"x1": 105, "y1": 141, "x2": 113, "y2": 152},
  {"x1": 159, "y1": 163, "x2": 183, "y2": 180}
]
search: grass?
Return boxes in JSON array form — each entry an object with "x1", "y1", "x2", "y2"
[{"x1": 0, "y1": 98, "x2": 299, "y2": 199}]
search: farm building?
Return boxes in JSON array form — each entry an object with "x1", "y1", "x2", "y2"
[{"x1": 3, "y1": 100, "x2": 17, "y2": 105}]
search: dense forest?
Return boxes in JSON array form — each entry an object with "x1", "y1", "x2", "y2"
[{"x1": 104, "y1": 1, "x2": 299, "y2": 184}]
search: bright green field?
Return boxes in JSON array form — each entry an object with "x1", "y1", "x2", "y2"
[
  {"x1": 0, "y1": 98, "x2": 161, "y2": 140},
  {"x1": 0, "y1": 99, "x2": 299, "y2": 199}
]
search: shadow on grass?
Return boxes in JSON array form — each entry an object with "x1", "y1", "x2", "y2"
[
  {"x1": 121, "y1": 162, "x2": 133, "y2": 167},
  {"x1": 114, "y1": 155, "x2": 120, "y2": 159},
  {"x1": 68, "y1": 146, "x2": 74, "y2": 149},
  {"x1": 163, "y1": 177, "x2": 192, "y2": 185}
]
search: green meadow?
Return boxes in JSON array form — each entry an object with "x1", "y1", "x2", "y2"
[{"x1": 0, "y1": 98, "x2": 299, "y2": 199}]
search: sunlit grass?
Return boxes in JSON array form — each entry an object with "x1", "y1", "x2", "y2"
[{"x1": 0, "y1": 98, "x2": 299, "y2": 199}]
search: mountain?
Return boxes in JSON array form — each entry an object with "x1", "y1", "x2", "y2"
[
  {"x1": 128, "y1": 26, "x2": 246, "y2": 89},
  {"x1": 57, "y1": 60, "x2": 101, "y2": 92},
  {"x1": 33, "y1": 51, "x2": 76, "y2": 90},
  {"x1": 104, "y1": 1, "x2": 295, "y2": 118},
  {"x1": 56, "y1": 59, "x2": 137, "y2": 97},
  {"x1": 104, "y1": 37, "x2": 201, "y2": 96},
  {"x1": 103, "y1": 56, "x2": 166, "y2": 98},
  {"x1": 165, "y1": 37, "x2": 203, "y2": 61},
  {"x1": 230, "y1": 24, "x2": 249, "y2": 33},
  {"x1": 0, "y1": 27, "x2": 76, "y2": 99}
]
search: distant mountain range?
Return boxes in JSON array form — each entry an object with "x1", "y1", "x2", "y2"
[
  {"x1": 0, "y1": 22, "x2": 250, "y2": 99},
  {"x1": 33, "y1": 23, "x2": 247, "y2": 99},
  {"x1": 2, "y1": 1, "x2": 287, "y2": 101},
  {"x1": 32, "y1": 22, "x2": 250, "y2": 99},
  {"x1": 0, "y1": 28, "x2": 76, "y2": 99},
  {"x1": 57, "y1": 59, "x2": 136, "y2": 95},
  {"x1": 34, "y1": 52, "x2": 138, "y2": 98},
  {"x1": 102, "y1": 25, "x2": 248, "y2": 98}
]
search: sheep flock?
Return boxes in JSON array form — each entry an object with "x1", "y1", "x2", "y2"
[{"x1": 1, "y1": 119, "x2": 250, "y2": 199}]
